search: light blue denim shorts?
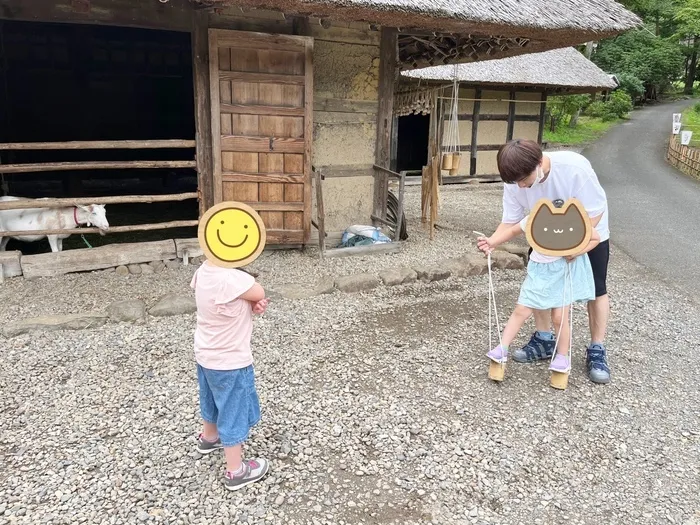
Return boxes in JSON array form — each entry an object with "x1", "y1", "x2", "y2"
[{"x1": 197, "y1": 364, "x2": 261, "y2": 447}]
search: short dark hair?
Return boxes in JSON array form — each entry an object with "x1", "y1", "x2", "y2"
[{"x1": 496, "y1": 139, "x2": 543, "y2": 184}]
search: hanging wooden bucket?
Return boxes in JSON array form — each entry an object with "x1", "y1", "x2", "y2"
[
  {"x1": 451, "y1": 152, "x2": 462, "y2": 170},
  {"x1": 441, "y1": 153, "x2": 453, "y2": 170}
]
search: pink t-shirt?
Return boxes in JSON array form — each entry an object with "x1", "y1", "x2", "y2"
[{"x1": 190, "y1": 262, "x2": 256, "y2": 371}]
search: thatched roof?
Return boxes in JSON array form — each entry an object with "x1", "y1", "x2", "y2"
[
  {"x1": 196, "y1": 0, "x2": 641, "y2": 67},
  {"x1": 401, "y1": 47, "x2": 617, "y2": 92}
]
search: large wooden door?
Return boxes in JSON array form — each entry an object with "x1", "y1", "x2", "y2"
[{"x1": 208, "y1": 29, "x2": 313, "y2": 245}]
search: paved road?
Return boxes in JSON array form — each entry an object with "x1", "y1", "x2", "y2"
[{"x1": 582, "y1": 99, "x2": 700, "y2": 298}]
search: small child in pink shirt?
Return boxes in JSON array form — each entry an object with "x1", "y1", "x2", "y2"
[{"x1": 190, "y1": 261, "x2": 269, "y2": 491}]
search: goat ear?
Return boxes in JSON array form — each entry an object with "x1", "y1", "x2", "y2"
[{"x1": 79, "y1": 205, "x2": 90, "y2": 211}]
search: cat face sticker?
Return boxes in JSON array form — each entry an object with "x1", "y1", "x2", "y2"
[{"x1": 525, "y1": 198, "x2": 592, "y2": 257}]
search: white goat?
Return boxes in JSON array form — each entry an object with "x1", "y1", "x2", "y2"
[{"x1": 0, "y1": 196, "x2": 110, "y2": 253}]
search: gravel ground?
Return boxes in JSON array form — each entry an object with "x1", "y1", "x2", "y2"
[{"x1": 1, "y1": 185, "x2": 699, "y2": 525}]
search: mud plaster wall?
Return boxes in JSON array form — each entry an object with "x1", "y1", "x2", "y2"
[
  {"x1": 312, "y1": 39, "x2": 379, "y2": 233},
  {"x1": 211, "y1": 9, "x2": 380, "y2": 234},
  {"x1": 515, "y1": 91, "x2": 544, "y2": 116}
]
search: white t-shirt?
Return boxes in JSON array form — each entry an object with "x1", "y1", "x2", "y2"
[{"x1": 502, "y1": 151, "x2": 609, "y2": 264}]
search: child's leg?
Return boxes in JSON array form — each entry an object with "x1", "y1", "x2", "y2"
[
  {"x1": 488, "y1": 304, "x2": 532, "y2": 361},
  {"x1": 196, "y1": 365, "x2": 223, "y2": 454},
  {"x1": 549, "y1": 306, "x2": 572, "y2": 374},
  {"x1": 551, "y1": 306, "x2": 571, "y2": 356},
  {"x1": 501, "y1": 304, "x2": 533, "y2": 348},
  {"x1": 202, "y1": 421, "x2": 219, "y2": 442},
  {"x1": 225, "y1": 445, "x2": 243, "y2": 473}
]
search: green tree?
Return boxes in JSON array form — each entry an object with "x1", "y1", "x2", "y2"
[
  {"x1": 673, "y1": 0, "x2": 700, "y2": 94},
  {"x1": 592, "y1": 29, "x2": 684, "y2": 99},
  {"x1": 546, "y1": 94, "x2": 592, "y2": 131}
]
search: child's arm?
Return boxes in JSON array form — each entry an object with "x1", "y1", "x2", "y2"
[
  {"x1": 240, "y1": 282, "x2": 268, "y2": 314},
  {"x1": 476, "y1": 220, "x2": 525, "y2": 255},
  {"x1": 566, "y1": 227, "x2": 600, "y2": 261},
  {"x1": 240, "y1": 282, "x2": 265, "y2": 303}
]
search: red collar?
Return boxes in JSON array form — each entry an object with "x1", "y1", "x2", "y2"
[{"x1": 73, "y1": 207, "x2": 80, "y2": 226}]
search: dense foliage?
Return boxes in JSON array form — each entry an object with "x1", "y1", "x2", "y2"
[{"x1": 591, "y1": 0, "x2": 699, "y2": 98}]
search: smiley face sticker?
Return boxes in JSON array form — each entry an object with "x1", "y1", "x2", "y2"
[{"x1": 197, "y1": 202, "x2": 266, "y2": 268}]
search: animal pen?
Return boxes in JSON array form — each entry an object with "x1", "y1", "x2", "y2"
[{"x1": 0, "y1": 0, "x2": 638, "y2": 279}]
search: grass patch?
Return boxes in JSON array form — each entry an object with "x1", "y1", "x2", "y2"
[
  {"x1": 681, "y1": 103, "x2": 700, "y2": 148},
  {"x1": 543, "y1": 116, "x2": 622, "y2": 147}
]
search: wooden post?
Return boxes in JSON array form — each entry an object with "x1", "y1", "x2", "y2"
[
  {"x1": 372, "y1": 27, "x2": 398, "y2": 225},
  {"x1": 537, "y1": 91, "x2": 548, "y2": 145},
  {"x1": 394, "y1": 171, "x2": 405, "y2": 242},
  {"x1": 506, "y1": 89, "x2": 516, "y2": 141},
  {"x1": 470, "y1": 88, "x2": 481, "y2": 176},
  {"x1": 192, "y1": 9, "x2": 214, "y2": 217},
  {"x1": 314, "y1": 169, "x2": 326, "y2": 257}
]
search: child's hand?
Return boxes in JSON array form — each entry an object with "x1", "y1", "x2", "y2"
[
  {"x1": 476, "y1": 236, "x2": 494, "y2": 255},
  {"x1": 252, "y1": 298, "x2": 269, "y2": 315}
]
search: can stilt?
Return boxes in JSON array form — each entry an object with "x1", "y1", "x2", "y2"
[
  {"x1": 550, "y1": 371, "x2": 569, "y2": 390},
  {"x1": 441, "y1": 153, "x2": 453, "y2": 170},
  {"x1": 488, "y1": 361, "x2": 506, "y2": 382},
  {"x1": 451, "y1": 152, "x2": 462, "y2": 170}
]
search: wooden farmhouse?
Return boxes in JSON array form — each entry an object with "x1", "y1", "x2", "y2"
[
  {"x1": 395, "y1": 47, "x2": 619, "y2": 183},
  {"x1": 0, "y1": 0, "x2": 639, "y2": 276}
]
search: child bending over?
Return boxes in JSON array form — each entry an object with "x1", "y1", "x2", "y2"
[
  {"x1": 477, "y1": 214, "x2": 599, "y2": 375},
  {"x1": 191, "y1": 262, "x2": 270, "y2": 491}
]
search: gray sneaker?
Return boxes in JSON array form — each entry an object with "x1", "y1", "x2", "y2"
[
  {"x1": 224, "y1": 459, "x2": 270, "y2": 491},
  {"x1": 197, "y1": 433, "x2": 223, "y2": 454}
]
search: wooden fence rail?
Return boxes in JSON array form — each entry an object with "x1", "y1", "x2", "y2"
[
  {"x1": 0, "y1": 139, "x2": 195, "y2": 150},
  {"x1": 667, "y1": 134, "x2": 700, "y2": 179},
  {"x1": 0, "y1": 220, "x2": 199, "y2": 238},
  {"x1": 0, "y1": 192, "x2": 198, "y2": 211}
]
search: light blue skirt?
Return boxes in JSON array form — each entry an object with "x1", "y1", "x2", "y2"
[{"x1": 518, "y1": 256, "x2": 595, "y2": 310}]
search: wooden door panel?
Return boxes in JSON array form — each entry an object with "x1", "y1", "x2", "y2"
[{"x1": 210, "y1": 29, "x2": 313, "y2": 245}]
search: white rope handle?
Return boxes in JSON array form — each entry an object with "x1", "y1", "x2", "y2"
[{"x1": 474, "y1": 232, "x2": 502, "y2": 352}]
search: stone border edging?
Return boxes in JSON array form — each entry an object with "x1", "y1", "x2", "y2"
[
  {"x1": 1, "y1": 245, "x2": 528, "y2": 338},
  {"x1": 272, "y1": 244, "x2": 527, "y2": 299}
]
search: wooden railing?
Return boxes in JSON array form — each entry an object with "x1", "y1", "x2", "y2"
[
  {"x1": 0, "y1": 139, "x2": 198, "y2": 239},
  {"x1": 667, "y1": 134, "x2": 700, "y2": 179}
]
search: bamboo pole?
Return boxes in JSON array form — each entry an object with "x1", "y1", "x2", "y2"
[
  {"x1": 0, "y1": 160, "x2": 196, "y2": 174},
  {"x1": 0, "y1": 139, "x2": 196, "y2": 150},
  {"x1": 0, "y1": 193, "x2": 198, "y2": 211},
  {"x1": 0, "y1": 220, "x2": 199, "y2": 238}
]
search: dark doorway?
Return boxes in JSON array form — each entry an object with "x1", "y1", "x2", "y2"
[
  {"x1": 0, "y1": 19, "x2": 196, "y2": 253},
  {"x1": 396, "y1": 113, "x2": 430, "y2": 173}
]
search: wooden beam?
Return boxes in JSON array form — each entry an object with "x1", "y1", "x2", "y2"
[
  {"x1": 315, "y1": 165, "x2": 374, "y2": 178},
  {"x1": 0, "y1": 139, "x2": 196, "y2": 150},
  {"x1": 220, "y1": 136, "x2": 305, "y2": 153},
  {"x1": 314, "y1": 169, "x2": 326, "y2": 257},
  {"x1": 442, "y1": 144, "x2": 508, "y2": 152},
  {"x1": 222, "y1": 172, "x2": 304, "y2": 183},
  {"x1": 20, "y1": 239, "x2": 179, "y2": 280},
  {"x1": 507, "y1": 90, "x2": 516, "y2": 140},
  {"x1": 0, "y1": 160, "x2": 196, "y2": 174},
  {"x1": 0, "y1": 0, "x2": 193, "y2": 32},
  {"x1": 537, "y1": 91, "x2": 548, "y2": 144},
  {"x1": 218, "y1": 71, "x2": 305, "y2": 85},
  {"x1": 0, "y1": 220, "x2": 198, "y2": 238},
  {"x1": 372, "y1": 27, "x2": 398, "y2": 225},
  {"x1": 470, "y1": 87, "x2": 481, "y2": 176},
  {"x1": 192, "y1": 9, "x2": 214, "y2": 216},
  {"x1": 0, "y1": 193, "x2": 198, "y2": 211},
  {"x1": 313, "y1": 98, "x2": 377, "y2": 114},
  {"x1": 220, "y1": 103, "x2": 304, "y2": 117}
]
